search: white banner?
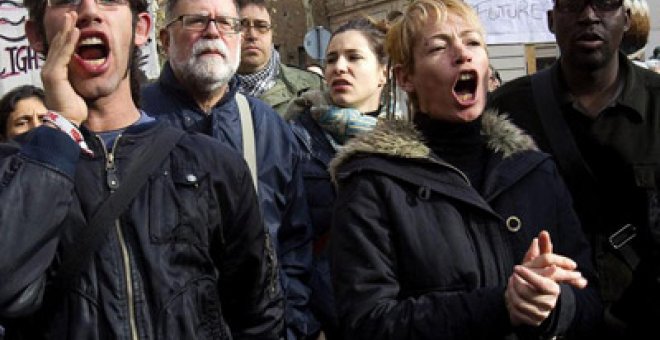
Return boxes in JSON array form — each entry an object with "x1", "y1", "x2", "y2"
[
  {"x1": 0, "y1": 0, "x2": 42, "y2": 96},
  {"x1": 0, "y1": 0, "x2": 160, "y2": 97},
  {"x1": 467, "y1": 0, "x2": 556, "y2": 45}
]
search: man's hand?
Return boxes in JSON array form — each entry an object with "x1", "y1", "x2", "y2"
[{"x1": 40, "y1": 11, "x2": 87, "y2": 127}]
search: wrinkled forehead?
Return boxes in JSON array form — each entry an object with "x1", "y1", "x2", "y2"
[
  {"x1": 171, "y1": 0, "x2": 238, "y2": 18},
  {"x1": 414, "y1": 11, "x2": 485, "y2": 45}
]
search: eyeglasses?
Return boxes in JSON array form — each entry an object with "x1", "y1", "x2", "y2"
[
  {"x1": 553, "y1": 0, "x2": 623, "y2": 13},
  {"x1": 166, "y1": 14, "x2": 241, "y2": 34},
  {"x1": 47, "y1": 0, "x2": 128, "y2": 8},
  {"x1": 240, "y1": 18, "x2": 272, "y2": 34}
]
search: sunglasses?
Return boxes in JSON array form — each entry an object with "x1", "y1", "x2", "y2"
[{"x1": 554, "y1": 0, "x2": 623, "y2": 12}]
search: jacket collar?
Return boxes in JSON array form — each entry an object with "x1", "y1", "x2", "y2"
[
  {"x1": 158, "y1": 61, "x2": 240, "y2": 110},
  {"x1": 330, "y1": 109, "x2": 538, "y2": 178},
  {"x1": 329, "y1": 111, "x2": 542, "y2": 215},
  {"x1": 554, "y1": 52, "x2": 648, "y2": 122}
]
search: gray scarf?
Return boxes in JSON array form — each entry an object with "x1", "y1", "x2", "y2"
[{"x1": 237, "y1": 47, "x2": 280, "y2": 97}]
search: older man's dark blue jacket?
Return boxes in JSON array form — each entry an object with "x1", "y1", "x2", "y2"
[{"x1": 142, "y1": 63, "x2": 315, "y2": 339}]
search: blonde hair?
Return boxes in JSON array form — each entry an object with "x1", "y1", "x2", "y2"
[
  {"x1": 621, "y1": 0, "x2": 649, "y2": 57},
  {"x1": 385, "y1": 0, "x2": 485, "y2": 74}
]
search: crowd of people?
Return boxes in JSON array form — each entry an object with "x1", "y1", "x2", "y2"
[{"x1": 0, "y1": 0, "x2": 658, "y2": 339}]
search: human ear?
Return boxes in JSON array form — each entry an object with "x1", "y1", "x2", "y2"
[
  {"x1": 394, "y1": 64, "x2": 415, "y2": 93},
  {"x1": 623, "y1": 7, "x2": 631, "y2": 32},
  {"x1": 134, "y1": 12, "x2": 152, "y2": 47}
]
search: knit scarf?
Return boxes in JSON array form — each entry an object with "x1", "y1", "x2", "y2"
[
  {"x1": 311, "y1": 105, "x2": 378, "y2": 145},
  {"x1": 237, "y1": 47, "x2": 280, "y2": 97}
]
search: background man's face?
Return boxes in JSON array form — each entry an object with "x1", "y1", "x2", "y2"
[
  {"x1": 238, "y1": 4, "x2": 272, "y2": 74},
  {"x1": 164, "y1": 0, "x2": 241, "y2": 92},
  {"x1": 549, "y1": 4, "x2": 630, "y2": 70}
]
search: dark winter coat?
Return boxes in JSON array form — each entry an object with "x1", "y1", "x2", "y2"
[
  {"x1": 488, "y1": 56, "x2": 660, "y2": 337},
  {"x1": 0, "y1": 122, "x2": 283, "y2": 339},
  {"x1": 330, "y1": 112, "x2": 603, "y2": 340},
  {"x1": 286, "y1": 90, "x2": 342, "y2": 339},
  {"x1": 141, "y1": 63, "x2": 314, "y2": 339}
]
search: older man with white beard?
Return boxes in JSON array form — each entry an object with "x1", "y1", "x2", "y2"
[{"x1": 141, "y1": 0, "x2": 315, "y2": 339}]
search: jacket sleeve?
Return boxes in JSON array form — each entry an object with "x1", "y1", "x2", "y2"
[
  {"x1": 0, "y1": 127, "x2": 80, "y2": 318},
  {"x1": 279, "y1": 143, "x2": 316, "y2": 340},
  {"x1": 542, "y1": 162, "x2": 603, "y2": 338},
  {"x1": 216, "y1": 154, "x2": 284, "y2": 340},
  {"x1": 331, "y1": 173, "x2": 512, "y2": 340}
]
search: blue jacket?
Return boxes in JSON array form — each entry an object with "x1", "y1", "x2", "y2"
[
  {"x1": 142, "y1": 63, "x2": 315, "y2": 339},
  {"x1": 286, "y1": 91, "x2": 340, "y2": 339}
]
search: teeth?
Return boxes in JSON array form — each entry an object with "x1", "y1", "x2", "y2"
[
  {"x1": 84, "y1": 59, "x2": 105, "y2": 66},
  {"x1": 80, "y1": 37, "x2": 104, "y2": 46},
  {"x1": 459, "y1": 73, "x2": 474, "y2": 80},
  {"x1": 460, "y1": 93, "x2": 472, "y2": 101}
]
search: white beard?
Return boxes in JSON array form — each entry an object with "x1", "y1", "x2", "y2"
[{"x1": 170, "y1": 38, "x2": 240, "y2": 93}]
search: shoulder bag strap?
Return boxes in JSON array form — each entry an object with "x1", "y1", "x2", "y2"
[
  {"x1": 54, "y1": 126, "x2": 185, "y2": 288},
  {"x1": 236, "y1": 93, "x2": 258, "y2": 190},
  {"x1": 530, "y1": 67, "x2": 594, "y2": 183},
  {"x1": 532, "y1": 68, "x2": 640, "y2": 268}
]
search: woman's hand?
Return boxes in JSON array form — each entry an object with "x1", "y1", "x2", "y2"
[
  {"x1": 505, "y1": 231, "x2": 587, "y2": 326},
  {"x1": 40, "y1": 11, "x2": 87, "y2": 127}
]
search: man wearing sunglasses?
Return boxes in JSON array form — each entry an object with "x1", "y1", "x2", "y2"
[
  {"x1": 236, "y1": 0, "x2": 324, "y2": 116},
  {"x1": 490, "y1": 0, "x2": 660, "y2": 337}
]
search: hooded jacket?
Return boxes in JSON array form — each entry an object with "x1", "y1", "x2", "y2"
[
  {"x1": 0, "y1": 122, "x2": 283, "y2": 339},
  {"x1": 330, "y1": 112, "x2": 603, "y2": 340}
]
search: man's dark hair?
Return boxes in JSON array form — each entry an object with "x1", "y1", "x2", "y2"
[
  {"x1": 22, "y1": 0, "x2": 150, "y2": 107},
  {"x1": 236, "y1": 0, "x2": 267, "y2": 11},
  {"x1": 0, "y1": 85, "x2": 45, "y2": 139}
]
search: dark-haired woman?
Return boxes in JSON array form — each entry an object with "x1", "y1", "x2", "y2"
[
  {"x1": 286, "y1": 16, "x2": 395, "y2": 340},
  {"x1": 0, "y1": 85, "x2": 47, "y2": 140}
]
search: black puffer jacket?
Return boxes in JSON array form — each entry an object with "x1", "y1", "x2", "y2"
[
  {"x1": 330, "y1": 112, "x2": 602, "y2": 340},
  {"x1": 0, "y1": 122, "x2": 283, "y2": 339}
]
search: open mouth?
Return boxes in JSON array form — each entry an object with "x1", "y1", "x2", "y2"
[
  {"x1": 76, "y1": 36, "x2": 109, "y2": 66},
  {"x1": 454, "y1": 71, "x2": 477, "y2": 102},
  {"x1": 331, "y1": 79, "x2": 351, "y2": 87}
]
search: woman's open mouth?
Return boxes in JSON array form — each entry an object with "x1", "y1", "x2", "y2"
[{"x1": 453, "y1": 70, "x2": 477, "y2": 103}]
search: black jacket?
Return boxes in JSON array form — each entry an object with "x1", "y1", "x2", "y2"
[
  {"x1": 330, "y1": 112, "x2": 602, "y2": 340},
  {"x1": 488, "y1": 56, "x2": 660, "y2": 336},
  {"x1": 0, "y1": 122, "x2": 283, "y2": 339}
]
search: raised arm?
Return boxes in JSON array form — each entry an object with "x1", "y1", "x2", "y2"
[{"x1": 0, "y1": 127, "x2": 81, "y2": 318}]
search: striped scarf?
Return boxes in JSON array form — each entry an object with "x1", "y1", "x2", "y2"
[{"x1": 237, "y1": 48, "x2": 280, "y2": 97}]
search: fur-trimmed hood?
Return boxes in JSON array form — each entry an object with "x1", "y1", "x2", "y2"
[{"x1": 329, "y1": 110, "x2": 538, "y2": 179}]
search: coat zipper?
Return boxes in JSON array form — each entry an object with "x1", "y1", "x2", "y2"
[{"x1": 98, "y1": 135, "x2": 139, "y2": 340}]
